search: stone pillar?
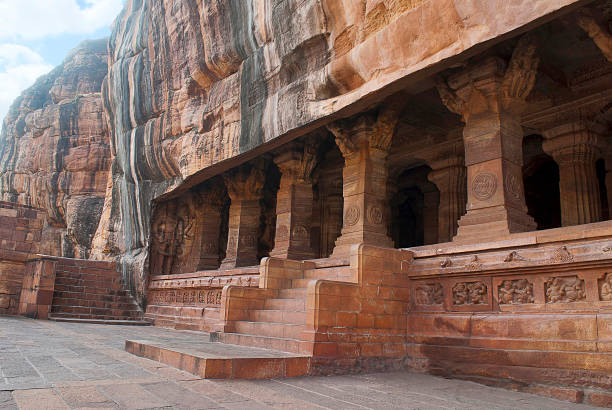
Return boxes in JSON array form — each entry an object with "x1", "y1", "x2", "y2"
[
  {"x1": 196, "y1": 182, "x2": 226, "y2": 270},
  {"x1": 327, "y1": 105, "x2": 400, "y2": 257},
  {"x1": 220, "y1": 163, "x2": 265, "y2": 269},
  {"x1": 543, "y1": 122, "x2": 603, "y2": 226},
  {"x1": 427, "y1": 159, "x2": 466, "y2": 243},
  {"x1": 436, "y1": 36, "x2": 538, "y2": 241},
  {"x1": 270, "y1": 141, "x2": 317, "y2": 260}
]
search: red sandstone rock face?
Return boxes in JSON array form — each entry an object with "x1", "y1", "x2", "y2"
[
  {"x1": 88, "y1": 0, "x2": 581, "y2": 305},
  {"x1": 0, "y1": 40, "x2": 110, "y2": 259}
]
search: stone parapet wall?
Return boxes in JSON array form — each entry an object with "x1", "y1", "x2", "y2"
[
  {"x1": 404, "y1": 223, "x2": 612, "y2": 400},
  {"x1": 145, "y1": 266, "x2": 260, "y2": 331},
  {"x1": 0, "y1": 202, "x2": 45, "y2": 314}
]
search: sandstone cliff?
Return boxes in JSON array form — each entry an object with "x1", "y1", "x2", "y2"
[
  {"x1": 0, "y1": 0, "x2": 582, "y2": 306},
  {"x1": 0, "y1": 39, "x2": 110, "y2": 259},
  {"x1": 87, "y1": 0, "x2": 581, "y2": 305}
]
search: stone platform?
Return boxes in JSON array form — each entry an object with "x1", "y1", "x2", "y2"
[
  {"x1": 125, "y1": 336, "x2": 309, "y2": 379},
  {"x1": 0, "y1": 316, "x2": 600, "y2": 409}
]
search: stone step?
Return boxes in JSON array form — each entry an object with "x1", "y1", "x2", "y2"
[
  {"x1": 48, "y1": 312, "x2": 143, "y2": 321},
  {"x1": 53, "y1": 284, "x2": 132, "y2": 296},
  {"x1": 53, "y1": 290, "x2": 133, "y2": 302},
  {"x1": 219, "y1": 332, "x2": 304, "y2": 354},
  {"x1": 248, "y1": 309, "x2": 306, "y2": 324},
  {"x1": 48, "y1": 316, "x2": 151, "y2": 326},
  {"x1": 234, "y1": 321, "x2": 304, "y2": 339},
  {"x1": 54, "y1": 277, "x2": 126, "y2": 291},
  {"x1": 50, "y1": 305, "x2": 142, "y2": 316},
  {"x1": 277, "y1": 288, "x2": 307, "y2": 299},
  {"x1": 55, "y1": 271, "x2": 123, "y2": 281},
  {"x1": 52, "y1": 297, "x2": 139, "y2": 310},
  {"x1": 125, "y1": 339, "x2": 309, "y2": 379},
  {"x1": 264, "y1": 297, "x2": 306, "y2": 311}
]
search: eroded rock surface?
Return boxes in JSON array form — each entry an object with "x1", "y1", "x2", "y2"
[
  {"x1": 0, "y1": 39, "x2": 110, "y2": 258},
  {"x1": 87, "y1": 0, "x2": 579, "y2": 305}
]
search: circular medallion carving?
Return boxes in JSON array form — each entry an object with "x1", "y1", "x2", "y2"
[
  {"x1": 344, "y1": 206, "x2": 360, "y2": 226},
  {"x1": 367, "y1": 206, "x2": 383, "y2": 225},
  {"x1": 472, "y1": 172, "x2": 497, "y2": 201},
  {"x1": 505, "y1": 174, "x2": 521, "y2": 200},
  {"x1": 291, "y1": 225, "x2": 308, "y2": 240}
]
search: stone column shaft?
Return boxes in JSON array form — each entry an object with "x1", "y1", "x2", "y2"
[
  {"x1": 197, "y1": 185, "x2": 225, "y2": 270},
  {"x1": 428, "y1": 164, "x2": 466, "y2": 243},
  {"x1": 543, "y1": 123, "x2": 602, "y2": 226},
  {"x1": 220, "y1": 164, "x2": 265, "y2": 269},
  {"x1": 270, "y1": 144, "x2": 317, "y2": 260}
]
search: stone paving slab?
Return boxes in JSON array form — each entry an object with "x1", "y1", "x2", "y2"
[{"x1": 0, "y1": 316, "x2": 603, "y2": 409}]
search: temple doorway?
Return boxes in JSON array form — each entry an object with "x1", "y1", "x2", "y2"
[
  {"x1": 390, "y1": 165, "x2": 439, "y2": 248},
  {"x1": 523, "y1": 135, "x2": 561, "y2": 230}
]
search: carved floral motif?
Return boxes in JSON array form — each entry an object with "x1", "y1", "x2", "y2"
[
  {"x1": 344, "y1": 206, "x2": 360, "y2": 226},
  {"x1": 504, "y1": 251, "x2": 526, "y2": 262},
  {"x1": 472, "y1": 172, "x2": 497, "y2": 201},
  {"x1": 498, "y1": 279, "x2": 534, "y2": 304},
  {"x1": 367, "y1": 206, "x2": 383, "y2": 225},
  {"x1": 453, "y1": 281, "x2": 488, "y2": 305},
  {"x1": 415, "y1": 283, "x2": 443, "y2": 305},
  {"x1": 549, "y1": 246, "x2": 574, "y2": 264},
  {"x1": 465, "y1": 255, "x2": 483, "y2": 271},
  {"x1": 545, "y1": 276, "x2": 586, "y2": 303}
]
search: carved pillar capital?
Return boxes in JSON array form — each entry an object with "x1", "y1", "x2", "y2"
[
  {"x1": 542, "y1": 121, "x2": 604, "y2": 164},
  {"x1": 196, "y1": 178, "x2": 226, "y2": 207},
  {"x1": 223, "y1": 161, "x2": 265, "y2": 201},
  {"x1": 438, "y1": 35, "x2": 539, "y2": 121},
  {"x1": 327, "y1": 104, "x2": 401, "y2": 159},
  {"x1": 274, "y1": 139, "x2": 318, "y2": 184}
]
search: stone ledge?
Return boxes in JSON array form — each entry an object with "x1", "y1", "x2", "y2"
[{"x1": 125, "y1": 339, "x2": 310, "y2": 379}]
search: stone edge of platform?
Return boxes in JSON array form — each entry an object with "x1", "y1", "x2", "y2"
[{"x1": 125, "y1": 339, "x2": 311, "y2": 379}]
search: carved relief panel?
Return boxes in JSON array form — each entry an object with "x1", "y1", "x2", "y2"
[
  {"x1": 497, "y1": 279, "x2": 534, "y2": 304},
  {"x1": 150, "y1": 195, "x2": 198, "y2": 275},
  {"x1": 599, "y1": 273, "x2": 612, "y2": 301},
  {"x1": 148, "y1": 288, "x2": 222, "y2": 306},
  {"x1": 453, "y1": 281, "x2": 488, "y2": 305},
  {"x1": 545, "y1": 276, "x2": 586, "y2": 303},
  {"x1": 415, "y1": 283, "x2": 443, "y2": 306}
]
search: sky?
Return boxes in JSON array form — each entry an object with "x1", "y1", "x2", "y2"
[{"x1": 0, "y1": 0, "x2": 125, "y2": 129}]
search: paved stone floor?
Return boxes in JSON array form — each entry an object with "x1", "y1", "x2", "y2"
[{"x1": 0, "y1": 316, "x2": 602, "y2": 410}]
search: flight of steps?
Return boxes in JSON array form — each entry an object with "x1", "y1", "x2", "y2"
[
  {"x1": 219, "y1": 259, "x2": 350, "y2": 353},
  {"x1": 48, "y1": 260, "x2": 149, "y2": 325}
]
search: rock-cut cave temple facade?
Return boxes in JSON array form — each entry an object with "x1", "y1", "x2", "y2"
[{"x1": 2, "y1": 0, "x2": 612, "y2": 403}]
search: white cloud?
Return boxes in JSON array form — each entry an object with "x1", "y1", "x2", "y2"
[
  {"x1": 0, "y1": 44, "x2": 54, "y2": 128},
  {"x1": 0, "y1": 0, "x2": 124, "y2": 40}
]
